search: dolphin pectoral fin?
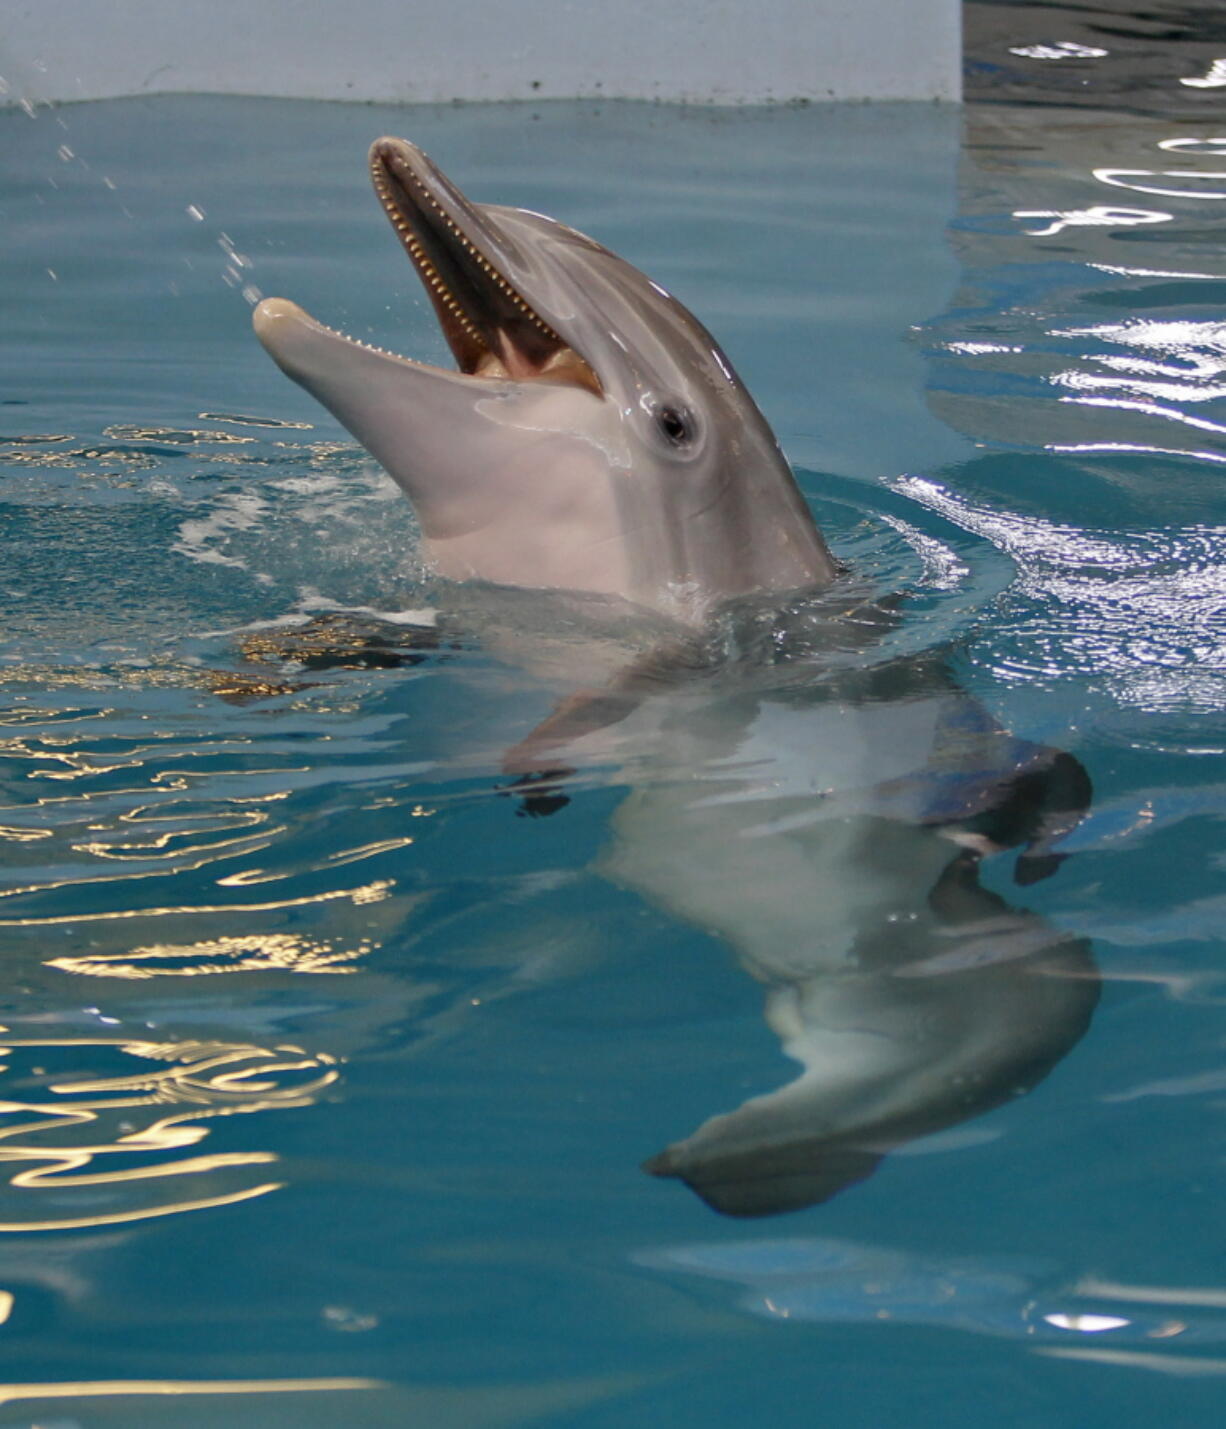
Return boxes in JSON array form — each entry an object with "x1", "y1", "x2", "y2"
[
  {"x1": 496, "y1": 690, "x2": 633, "y2": 818},
  {"x1": 501, "y1": 688, "x2": 644, "y2": 779},
  {"x1": 499, "y1": 636, "x2": 706, "y2": 805}
]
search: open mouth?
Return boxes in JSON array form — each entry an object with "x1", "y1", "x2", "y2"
[{"x1": 367, "y1": 139, "x2": 601, "y2": 393}]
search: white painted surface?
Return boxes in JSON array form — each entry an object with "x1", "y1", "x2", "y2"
[{"x1": 0, "y1": 0, "x2": 961, "y2": 105}]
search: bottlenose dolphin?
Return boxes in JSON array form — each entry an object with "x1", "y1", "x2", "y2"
[
  {"x1": 251, "y1": 140, "x2": 1099, "y2": 1217},
  {"x1": 254, "y1": 138, "x2": 836, "y2": 625}
]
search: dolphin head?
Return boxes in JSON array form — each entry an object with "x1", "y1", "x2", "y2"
[{"x1": 254, "y1": 138, "x2": 837, "y2": 623}]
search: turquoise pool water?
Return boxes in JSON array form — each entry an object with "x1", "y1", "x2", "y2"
[{"x1": 0, "y1": 25, "x2": 1223, "y2": 1429}]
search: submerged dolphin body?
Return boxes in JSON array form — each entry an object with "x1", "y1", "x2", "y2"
[
  {"x1": 492, "y1": 604, "x2": 1097, "y2": 1217},
  {"x1": 600, "y1": 649, "x2": 1099, "y2": 1215},
  {"x1": 254, "y1": 138, "x2": 837, "y2": 624}
]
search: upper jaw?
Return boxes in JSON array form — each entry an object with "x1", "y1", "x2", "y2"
[
  {"x1": 362, "y1": 137, "x2": 601, "y2": 392},
  {"x1": 254, "y1": 137, "x2": 602, "y2": 394}
]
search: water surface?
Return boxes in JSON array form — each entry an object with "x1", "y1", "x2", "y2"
[{"x1": 0, "y1": 29, "x2": 1223, "y2": 1427}]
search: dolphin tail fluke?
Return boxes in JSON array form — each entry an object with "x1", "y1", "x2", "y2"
[{"x1": 642, "y1": 1143, "x2": 884, "y2": 1219}]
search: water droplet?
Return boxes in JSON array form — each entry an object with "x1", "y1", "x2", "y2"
[{"x1": 185, "y1": 204, "x2": 206, "y2": 221}]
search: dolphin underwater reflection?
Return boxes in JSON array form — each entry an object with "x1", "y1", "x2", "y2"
[
  {"x1": 254, "y1": 137, "x2": 837, "y2": 626},
  {"x1": 253, "y1": 141, "x2": 1099, "y2": 1216}
]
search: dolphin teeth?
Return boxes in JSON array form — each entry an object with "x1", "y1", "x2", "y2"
[{"x1": 369, "y1": 141, "x2": 585, "y2": 375}]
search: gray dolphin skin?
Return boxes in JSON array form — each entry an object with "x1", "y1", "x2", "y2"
[
  {"x1": 254, "y1": 138, "x2": 837, "y2": 624},
  {"x1": 251, "y1": 140, "x2": 1099, "y2": 1219}
]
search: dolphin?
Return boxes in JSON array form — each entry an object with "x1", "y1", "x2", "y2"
[
  {"x1": 253, "y1": 138, "x2": 837, "y2": 625},
  {"x1": 250, "y1": 140, "x2": 1099, "y2": 1219}
]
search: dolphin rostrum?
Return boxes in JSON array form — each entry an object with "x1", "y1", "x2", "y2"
[{"x1": 254, "y1": 138, "x2": 837, "y2": 625}]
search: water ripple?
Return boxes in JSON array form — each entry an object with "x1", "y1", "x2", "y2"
[
  {"x1": 0, "y1": 1026, "x2": 339, "y2": 1230},
  {"x1": 895, "y1": 477, "x2": 1225, "y2": 729}
]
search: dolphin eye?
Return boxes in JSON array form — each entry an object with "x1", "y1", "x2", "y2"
[{"x1": 655, "y1": 405, "x2": 694, "y2": 447}]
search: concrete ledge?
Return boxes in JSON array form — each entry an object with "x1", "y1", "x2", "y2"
[{"x1": 0, "y1": 0, "x2": 961, "y2": 105}]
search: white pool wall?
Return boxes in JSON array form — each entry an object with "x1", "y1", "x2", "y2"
[{"x1": 0, "y1": 0, "x2": 961, "y2": 105}]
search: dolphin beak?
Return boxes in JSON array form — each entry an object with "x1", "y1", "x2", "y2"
[{"x1": 252, "y1": 294, "x2": 425, "y2": 384}]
